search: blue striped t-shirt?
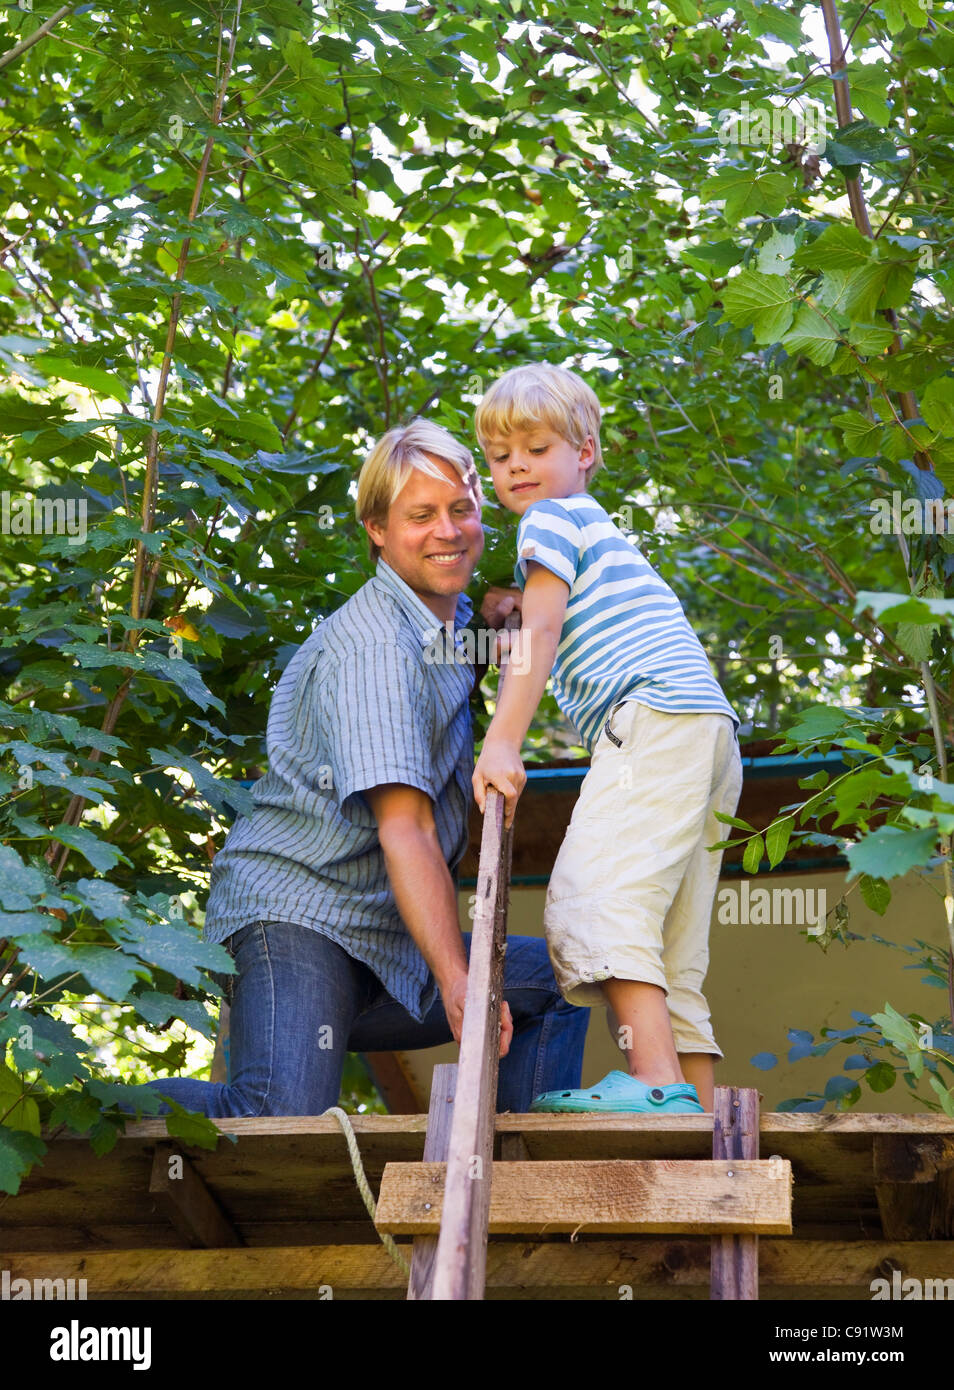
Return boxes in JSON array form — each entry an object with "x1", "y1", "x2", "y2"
[
  {"x1": 514, "y1": 494, "x2": 739, "y2": 752},
  {"x1": 203, "y1": 560, "x2": 475, "y2": 1021}
]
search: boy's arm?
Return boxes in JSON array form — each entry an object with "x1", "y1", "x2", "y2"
[{"x1": 472, "y1": 561, "x2": 569, "y2": 826}]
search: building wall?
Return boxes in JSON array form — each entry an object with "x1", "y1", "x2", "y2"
[{"x1": 396, "y1": 866, "x2": 949, "y2": 1113}]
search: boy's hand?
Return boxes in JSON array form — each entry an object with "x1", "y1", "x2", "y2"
[
  {"x1": 442, "y1": 973, "x2": 513, "y2": 1056},
  {"x1": 473, "y1": 736, "x2": 526, "y2": 828}
]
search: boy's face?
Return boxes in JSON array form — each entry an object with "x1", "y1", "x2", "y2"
[{"x1": 482, "y1": 425, "x2": 594, "y2": 516}]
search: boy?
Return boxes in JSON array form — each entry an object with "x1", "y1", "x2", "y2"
[{"x1": 472, "y1": 364, "x2": 743, "y2": 1114}]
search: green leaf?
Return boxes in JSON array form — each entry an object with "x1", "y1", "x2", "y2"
[
  {"x1": 46, "y1": 824, "x2": 131, "y2": 874},
  {"x1": 781, "y1": 304, "x2": 840, "y2": 365},
  {"x1": 33, "y1": 356, "x2": 128, "y2": 400},
  {"x1": 865, "y1": 1061, "x2": 896, "y2": 1092},
  {"x1": 160, "y1": 1097, "x2": 221, "y2": 1149},
  {"x1": 700, "y1": 169, "x2": 791, "y2": 224},
  {"x1": 765, "y1": 817, "x2": 793, "y2": 868},
  {"x1": 742, "y1": 833, "x2": 765, "y2": 874},
  {"x1": 929, "y1": 1074, "x2": 954, "y2": 1118},
  {"x1": 846, "y1": 826, "x2": 939, "y2": 881},
  {"x1": 859, "y1": 874, "x2": 891, "y2": 915},
  {"x1": 0, "y1": 1125, "x2": 46, "y2": 1195},
  {"x1": 921, "y1": 378, "x2": 954, "y2": 436},
  {"x1": 719, "y1": 269, "x2": 795, "y2": 343},
  {"x1": 824, "y1": 121, "x2": 898, "y2": 168}
]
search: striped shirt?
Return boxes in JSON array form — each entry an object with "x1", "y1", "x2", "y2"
[
  {"x1": 514, "y1": 494, "x2": 739, "y2": 752},
  {"x1": 204, "y1": 560, "x2": 475, "y2": 1021}
]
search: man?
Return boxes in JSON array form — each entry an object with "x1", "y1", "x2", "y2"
[{"x1": 129, "y1": 418, "x2": 589, "y2": 1117}]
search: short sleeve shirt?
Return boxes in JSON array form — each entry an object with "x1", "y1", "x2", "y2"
[
  {"x1": 203, "y1": 561, "x2": 475, "y2": 1021},
  {"x1": 514, "y1": 495, "x2": 739, "y2": 752}
]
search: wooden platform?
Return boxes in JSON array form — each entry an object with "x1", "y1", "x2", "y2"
[{"x1": 2, "y1": 1113, "x2": 952, "y2": 1299}]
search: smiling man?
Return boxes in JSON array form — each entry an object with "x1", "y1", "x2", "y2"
[{"x1": 127, "y1": 418, "x2": 588, "y2": 1118}]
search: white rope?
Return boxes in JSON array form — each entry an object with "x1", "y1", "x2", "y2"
[{"x1": 323, "y1": 1106, "x2": 411, "y2": 1276}]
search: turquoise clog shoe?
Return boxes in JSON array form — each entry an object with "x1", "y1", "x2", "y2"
[{"x1": 530, "y1": 1069, "x2": 704, "y2": 1114}]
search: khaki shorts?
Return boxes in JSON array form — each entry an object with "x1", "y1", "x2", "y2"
[{"x1": 543, "y1": 700, "x2": 743, "y2": 1058}]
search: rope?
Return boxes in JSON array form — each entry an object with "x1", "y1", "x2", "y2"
[{"x1": 323, "y1": 1106, "x2": 411, "y2": 1276}]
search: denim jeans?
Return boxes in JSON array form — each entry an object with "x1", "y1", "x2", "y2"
[{"x1": 122, "y1": 921, "x2": 589, "y2": 1117}]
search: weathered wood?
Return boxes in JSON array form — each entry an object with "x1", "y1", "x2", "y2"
[
  {"x1": 148, "y1": 1142, "x2": 242, "y2": 1249},
  {"x1": 407, "y1": 1064, "x2": 457, "y2": 1300},
  {"x1": 710, "y1": 1086, "x2": 760, "y2": 1300},
  {"x1": 5, "y1": 1238, "x2": 953, "y2": 1299},
  {"x1": 874, "y1": 1134, "x2": 954, "y2": 1239},
  {"x1": 430, "y1": 788, "x2": 511, "y2": 1298},
  {"x1": 363, "y1": 1051, "x2": 425, "y2": 1115},
  {"x1": 9, "y1": 1112, "x2": 952, "y2": 1254},
  {"x1": 377, "y1": 1158, "x2": 792, "y2": 1235}
]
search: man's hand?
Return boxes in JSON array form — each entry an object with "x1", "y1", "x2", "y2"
[
  {"x1": 472, "y1": 735, "x2": 527, "y2": 828},
  {"x1": 442, "y1": 973, "x2": 513, "y2": 1056},
  {"x1": 480, "y1": 586, "x2": 523, "y2": 629}
]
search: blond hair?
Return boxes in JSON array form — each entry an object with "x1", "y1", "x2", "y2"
[
  {"x1": 355, "y1": 418, "x2": 483, "y2": 561},
  {"x1": 474, "y1": 363, "x2": 603, "y2": 482}
]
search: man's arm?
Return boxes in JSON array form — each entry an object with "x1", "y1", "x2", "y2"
[
  {"x1": 364, "y1": 782, "x2": 513, "y2": 1054},
  {"x1": 472, "y1": 562, "x2": 570, "y2": 826}
]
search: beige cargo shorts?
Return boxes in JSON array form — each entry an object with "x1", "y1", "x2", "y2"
[{"x1": 543, "y1": 699, "x2": 743, "y2": 1057}]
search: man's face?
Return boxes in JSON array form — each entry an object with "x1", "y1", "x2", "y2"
[{"x1": 363, "y1": 454, "x2": 484, "y2": 619}]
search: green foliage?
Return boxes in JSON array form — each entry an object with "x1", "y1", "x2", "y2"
[{"x1": 2, "y1": 0, "x2": 953, "y2": 1183}]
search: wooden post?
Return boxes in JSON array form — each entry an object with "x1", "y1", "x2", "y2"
[
  {"x1": 430, "y1": 788, "x2": 511, "y2": 1299},
  {"x1": 407, "y1": 1064, "x2": 457, "y2": 1299},
  {"x1": 429, "y1": 616, "x2": 518, "y2": 1300},
  {"x1": 710, "y1": 1086, "x2": 760, "y2": 1299}
]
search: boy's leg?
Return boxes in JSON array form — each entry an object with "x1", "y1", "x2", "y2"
[
  {"x1": 660, "y1": 715, "x2": 743, "y2": 1110},
  {"x1": 543, "y1": 702, "x2": 736, "y2": 1104}
]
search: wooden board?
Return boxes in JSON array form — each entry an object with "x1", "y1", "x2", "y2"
[
  {"x1": 9, "y1": 1235, "x2": 948, "y2": 1300},
  {"x1": 6, "y1": 1113, "x2": 952, "y2": 1252},
  {"x1": 377, "y1": 1158, "x2": 792, "y2": 1235},
  {"x1": 710, "y1": 1086, "x2": 759, "y2": 1298}
]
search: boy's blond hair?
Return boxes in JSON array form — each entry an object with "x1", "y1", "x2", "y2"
[
  {"x1": 355, "y1": 418, "x2": 483, "y2": 561},
  {"x1": 474, "y1": 363, "x2": 603, "y2": 483}
]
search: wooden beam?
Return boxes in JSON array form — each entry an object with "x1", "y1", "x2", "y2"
[
  {"x1": 407, "y1": 1064, "x2": 457, "y2": 1299},
  {"x1": 362, "y1": 1051, "x2": 425, "y2": 1114},
  {"x1": 874, "y1": 1135, "x2": 954, "y2": 1240},
  {"x1": 9, "y1": 1235, "x2": 934, "y2": 1298},
  {"x1": 430, "y1": 788, "x2": 512, "y2": 1298},
  {"x1": 710, "y1": 1086, "x2": 760, "y2": 1299},
  {"x1": 377, "y1": 1158, "x2": 792, "y2": 1235},
  {"x1": 148, "y1": 1143, "x2": 242, "y2": 1248}
]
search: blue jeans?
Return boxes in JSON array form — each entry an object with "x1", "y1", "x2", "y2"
[{"x1": 123, "y1": 921, "x2": 589, "y2": 1117}]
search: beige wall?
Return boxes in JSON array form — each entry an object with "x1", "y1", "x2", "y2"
[{"x1": 398, "y1": 867, "x2": 950, "y2": 1114}]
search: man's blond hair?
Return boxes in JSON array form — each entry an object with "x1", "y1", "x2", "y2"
[
  {"x1": 474, "y1": 363, "x2": 603, "y2": 482},
  {"x1": 355, "y1": 418, "x2": 483, "y2": 561}
]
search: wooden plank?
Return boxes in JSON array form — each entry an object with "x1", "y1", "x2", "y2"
[
  {"x1": 148, "y1": 1143, "x2": 242, "y2": 1249},
  {"x1": 362, "y1": 1052, "x2": 426, "y2": 1114},
  {"x1": 429, "y1": 613, "x2": 518, "y2": 1301},
  {"x1": 874, "y1": 1134, "x2": 954, "y2": 1240},
  {"x1": 430, "y1": 790, "x2": 511, "y2": 1298},
  {"x1": 710, "y1": 1086, "x2": 760, "y2": 1299},
  {"x1": 377, "y1": 1158, "x2": 792, "y2": 1235},
  {"x1": 407, "y1": 1063, "x2": 457, "y2": 1300},
  {"x1": 4, "y1": 1238, "x2": 953, "y2": 1299}
]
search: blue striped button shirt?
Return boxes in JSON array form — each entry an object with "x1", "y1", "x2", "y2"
[
  {"x1": 203, "y1": 560, "x2": 475, "y2": 1021},
  {"x1": 514, "y1": 494, "x2": 739, "y2": 753}
]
